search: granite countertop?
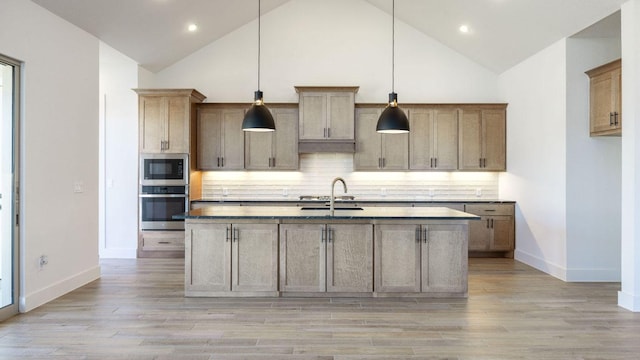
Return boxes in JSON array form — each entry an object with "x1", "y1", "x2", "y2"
[{"x1": 176, "y1": 205, "x2": 481, "y2": 220}]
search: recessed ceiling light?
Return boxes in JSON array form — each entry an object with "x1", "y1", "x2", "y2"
[
  {"x1": 187, "y1": 23, "x2": 198, "y2": 32},
  {"x1": 459, "y1": 24, "x2": 470, "y2": 33}
]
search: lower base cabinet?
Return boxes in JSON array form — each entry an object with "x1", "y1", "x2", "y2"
[
  {"x1": 185, "y1": 222, "x2": 278, "y2": 296},
  {"x1": 464, "y1": 204, "x2": 515, "y2": 257},
  {"x1": 374, "y1": 224, "x2": 468, "y2": 296},
  {"x1": 279, "y1": 223, "x2": 373, "y2": 294},
  {"x1": 138, "y1": 230, "x2": 185, "y2": 258}
]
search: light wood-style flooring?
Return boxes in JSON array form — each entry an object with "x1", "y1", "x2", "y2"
[{"x1": 1, "y1": 258, "x2": 639, "y2": 359}]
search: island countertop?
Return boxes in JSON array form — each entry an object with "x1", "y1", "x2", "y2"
[{"x1": 175, "y1": 205, "x2": 480, "y2": 221}]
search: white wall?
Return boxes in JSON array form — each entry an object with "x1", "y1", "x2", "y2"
[
  {"x1": 498, "y1": 40, "x2": 569, "y2": 279},
  {"x1": 565, "y1": 36, "x2": 621, "y2": 281},
  {"x1": 619, "y1": 0, "x2": 640, "y2": 311},
  {"x1": 145, "y1": 0, "x2": 500, "y2": 103},
  {"x1": 99, "y1": 42, "x2": 139, "y2": 258},
  {"x1": 0, "y1": 0, "x2": 100, "y2": 311}
]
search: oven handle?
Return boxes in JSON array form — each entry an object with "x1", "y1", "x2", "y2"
[{"x1": 139, "y1": 194, "x2": 187, "y2": 198}]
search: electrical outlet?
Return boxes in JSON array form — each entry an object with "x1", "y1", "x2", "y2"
[
  {"x1": 282, "y1": 187, "x2": 288, "y2": 197},
  {"x1": 39, "y1": 255, "x2": 48, "y2": 269},
  {"x1": 380, "y1": 188, "x2": 387, "y2": 196},
  {"x1": 73, "y1": 181, "x2": 84, "y2": 193},
  {"x1": 222, "y1": 188, "x2": 229, "y2": 196},
  {"x1": 476, "y1": 188, "x2": 482, "y2": 197},
  {"x1": 428, "y1": 188, "x2": 435, "y2": 197}
]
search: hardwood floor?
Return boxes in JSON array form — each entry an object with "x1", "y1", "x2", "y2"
[{"x1": 1, "y1": 258, "x2": 639, "y2": 359}]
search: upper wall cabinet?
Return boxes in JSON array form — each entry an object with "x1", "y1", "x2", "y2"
[
  {"x1": 136, "y1": 89, "x2": 205, "y2": 154},
  {"x1": 586, "y1": 59, "x2": 621, "y2": 137},
  {"x1": 458, "y1": 105, "x2": 507, "y2": 171},
  {"x1": 408, "y1": 107, "x2": 458, "y2": 171},
  {"x1": 196, "y1": 104, "x2": 246, "y2": 170},
  {"x1": 245, "y1": 105, "x2": 299, "y2": 170},
  {"x1": 354, "y1": 106, "x2": 408, "y2": 170},
  {"x1": 296, "y1": 86, "x2": 358, "y2": 153}
]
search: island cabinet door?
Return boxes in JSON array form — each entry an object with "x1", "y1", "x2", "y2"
[
  {"x1": 421, "y1": 224, "x2": 468, "y2": 294},
  {"x1": 326, "y1": 224, "x2": 373, "y2": 293},
  {"x1": 279, "y1": 224, "x2": 326, "y2": 292},
  {"x1": 185, "y1": 223, "x2": 231, "y2": 292},
  {"x1": 374, "y1": 224, "x2": 421, "y2": 293},
  {"x1": 231, "y1": 224, "x2": 279, "y2": 292}
]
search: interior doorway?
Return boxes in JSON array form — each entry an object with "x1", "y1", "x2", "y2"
[{"x1": 0, "y1": 54, "x2": 20, "y2": 321}]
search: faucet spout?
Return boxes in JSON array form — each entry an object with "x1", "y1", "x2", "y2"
[{"x1": 330, "y1": 177, "x2": 348, "y2": 216}]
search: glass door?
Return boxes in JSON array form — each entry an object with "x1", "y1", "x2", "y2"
[{"x1": 0, "y1": 54, "x2": 20, "y2": 321}]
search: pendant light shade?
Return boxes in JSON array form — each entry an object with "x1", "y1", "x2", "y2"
[
  {"x1": 377, "y1": 92, "x2": 409, "y2": 133},
  {"x1": 243, "y1": 91, "x2": 275, "y2": 132},
  {"x1": 376, "y1": 0, "x2": 409, "y2": 134},
  {"x1": 242, "y1": 0, "x2": 275, "y2": 132}
]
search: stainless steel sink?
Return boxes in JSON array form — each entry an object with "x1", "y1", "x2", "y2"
[{"x1": 300, "y1": 206, "x2": 364, "y2": 211}]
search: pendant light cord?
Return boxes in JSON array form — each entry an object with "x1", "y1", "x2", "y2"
[
  {"x1": 391, "y1": 0, "x2": 395, "y2": 93},
  {"x1": 257, "y1": 0, "x2": 261, "y2": 91}
]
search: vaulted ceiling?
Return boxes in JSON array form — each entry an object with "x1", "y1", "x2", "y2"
[{"x1": 31, "y1": 0, "x2": 624, "y2": 73}]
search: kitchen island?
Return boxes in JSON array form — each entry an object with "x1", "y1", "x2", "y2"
[{"x1": 176, "y1": 206, "x2": 479, "y2": 298}]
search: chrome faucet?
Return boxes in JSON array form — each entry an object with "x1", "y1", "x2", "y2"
[{"x1": 330, "y1": 177, "x2": 348, "y2": 216}]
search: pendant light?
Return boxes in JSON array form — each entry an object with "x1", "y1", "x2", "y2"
[
  {"x1": 242, "y1": 0, "x2": 275, "y2": 132},
  {"x1": 376, "y1": 0, "x2": 409, "y2": 134}
]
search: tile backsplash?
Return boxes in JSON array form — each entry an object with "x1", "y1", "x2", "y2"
[{"x1": 200, "y1": 153, "x2": 499, "y2": 201}]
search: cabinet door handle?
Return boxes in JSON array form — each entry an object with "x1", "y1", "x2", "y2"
[
  {"x1": 158, "y1": 241, "x2": 170, "y2": 244},
  {"x1": 483, "y1": 158, "x2": 487, "y2": 168},
  {"x1": 415, "y1": 227, "x2": 421, "y2": 243},
  {"x1": 486, "y1": 219, "x2": 490, "y2": 228},
  {"x1": 378, "y1": 158, "x2": 382, "y2": 169},
  {"x1": 434, "y1": 158, "x2": 438, "y2": 168},
  {"x1": 321, "y1": 227, "x2": 326, "y2": 243},
  {"x1": 490, "y1": 219, "x2": 494, "y2": 228},
  {"x1": 615, "y1": 112, "x2": 619, "y2": 126},
  {"x1": 233, "y1": 228, "x2": 239, "y2": 242},
  {"x1": 328, "y1": 228, "x2": 334, "y2": 243},
  {"x1": 272, "y1": 157, "x2": 276, "y2": 168},
  {"x1": 324, "y1": 128, "x2": 327, "y2": 138},
  {"x1": 382, "y1": 158, "x2": 386, "y2": 168},
  {"x1": 430, "y1": 158, "x2": 433, "y2": 168},
  {"x1": 479, "y1": 158, "x2": 483, "y2": 168},
  {"x1": 610, "y1": 112, "x2": 614, "y2": 126},
  {"x1": 165, "y1": 140, "x2": 169, "y2": 150},
  {"x1": 423, "y1": 228, "x2": 428, "y2": 243},
  {"x1": 221, "y1": 157, "x2": 225, "y2": 167},
  {"x1": 226, "y1": 227, "x2": 231, "y2": 242},
  {"x1": 327, "y1": 128, "x2": 331, "y2": 138},
  {"x1": 217, "y1": 157, "x2": 220, "y2": 167}
]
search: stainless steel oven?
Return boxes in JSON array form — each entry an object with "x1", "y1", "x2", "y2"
[
  {"x1": 140, "y1": 153, "x2": 188, "y2": 186},
  {"x1": 139, "y1": 185, "x2": 188, "y2": 230}
]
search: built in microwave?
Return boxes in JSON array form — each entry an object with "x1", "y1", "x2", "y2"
[{"x1": 140, "y1": 153, "x2": 188, "y2": 186}]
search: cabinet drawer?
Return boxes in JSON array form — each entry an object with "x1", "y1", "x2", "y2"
[
  {"x1": 141, "y1": 231, "x2": 185, "y2": 251},
  {"x1": 465, "y1": 204, "x2": 513, "y2": 216}
]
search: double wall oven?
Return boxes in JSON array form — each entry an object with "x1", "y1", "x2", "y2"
[{"x1": 139, "y1": 154, "x2": 188, "y2": 230}]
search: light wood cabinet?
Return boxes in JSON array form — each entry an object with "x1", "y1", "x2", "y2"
[
  {"x1": 354, "y1": 106, "x2": 409, "y2": 170},
  {"x1": 185, "y1": 222, "x2": 278, "y2": 296},
  {"x1": 374, "y1": 224, "x2": 467, "y2": 295},
  {"x1": 459, "y1": 106, "x2": 506, "y2": 171},
  {"x1": 245, "y1": 106, "x2": 299, "y2": 170},
  {"x1": 409, "y1": 107, "x2": 458, "y2": 170},
  {"x1": 465, "y1": 204, "x2": 514, "y2": 257},
  {"x1": 196, "y1": 105, "x2": 245, "y2": 170},
  {"x1": 279, "y1": 223, "x2": 373, "y2": 293},
  {"x1": 136, "y1": 89, "x2": 205, "y2": 153},
  {"x1": 296, "y1": 86, "x2": 358, "y2": 152},
  {"x1": 138, "y1": 230, "x2": 185, "y2": 258},
  {"x1": 586, "y1": 59, "x2": 621, "y2": 136}
]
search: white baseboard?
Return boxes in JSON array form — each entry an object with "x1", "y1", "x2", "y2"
[
  {"x1": 514, "y1": 249, "x2": 567, "y2": 281},
  {"x1": 618, "y1": 291, "x2": 640, "y2": 312},
  {"x1": 515, "y1": 249, "x2": 621, "y2": 282},
  {"x1": 20, "y1": 265, "x2": 101, "y2": 313},
  {"x1": 99, "y1": 247, "x2": 137, "y2": 259}
]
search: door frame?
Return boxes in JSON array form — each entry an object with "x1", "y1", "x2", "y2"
[{"x1": 0, "y1": 53, "x2": 21, "y2": 321}]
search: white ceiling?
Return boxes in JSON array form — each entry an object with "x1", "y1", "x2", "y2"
[{"x1": 31, "y1": 0, "x2": 624, "y2": 74}]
